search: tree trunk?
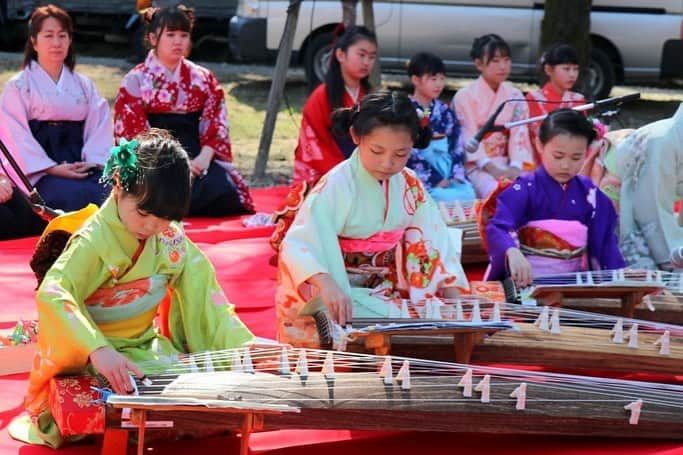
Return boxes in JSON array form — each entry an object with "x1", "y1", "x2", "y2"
[
  {"x1": 361, "y1": 0, "x2": 381, "y2": 88},
  {"x1": 540, "y1": 0, "x2": 592, "y2": 94},
  {"x1": 253, "y1": 0, "x2": 302, "y2": 180},
  {"x1": 341, "y1": 0, "x2": 357, "y2": 28}
]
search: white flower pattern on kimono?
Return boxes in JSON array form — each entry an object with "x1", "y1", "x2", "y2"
[{"x1": 587, "y1": 188, "x2": 597, "y2": 218}]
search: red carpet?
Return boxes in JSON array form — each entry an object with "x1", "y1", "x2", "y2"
[{"x1": 1, "y1": 186, "x2": 682, "y2": 454}]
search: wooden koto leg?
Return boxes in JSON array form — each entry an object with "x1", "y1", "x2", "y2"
[
  {"x1": 621, "y1": 292, "x2": 645, "y2": 318},
  {"x1": 133, "y1": 409, "x2": 147, "y2": 455},
  {"x1": 364, "y1": 333, "x2": 391, "y2": 356},
  {"x1": 452, "y1": 332, "x2": 485, "y2": 364},
  {"x1": 240, "y1": 413, "x2": 264, "y2": 455}
]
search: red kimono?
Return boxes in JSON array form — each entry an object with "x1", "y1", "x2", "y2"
[
  {"x1": 293, "y1": 83, "x2": 365, "y2": 186},
  {"x1": 525, "y1": 83, "x2": 585, "y2": 146}
]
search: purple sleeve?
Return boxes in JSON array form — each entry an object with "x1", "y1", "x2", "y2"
[
  {"x1": 484, "y1": 181, "x2": 531, "y2": 280},
  {"x1": 589, "y1": 188, "x2": 626, "y2": 269}
]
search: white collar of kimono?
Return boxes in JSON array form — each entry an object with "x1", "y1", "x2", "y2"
[
  {"x1": 475, "y1": 74, "x2": 506, "y2": 97},
  {"x1": 146, "y1": 49, "x2": 184, "y2": 81},
  {"x1": 349, "y1": 149, "x2": 396, "y2": 187},
  {"x1": 29, "y1": 60, "x2": 69, "y2": 89}
]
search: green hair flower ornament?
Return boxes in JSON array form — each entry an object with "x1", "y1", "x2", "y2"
[{"x1": 101, "y1": 139, "x2": 140, "y2": 191}]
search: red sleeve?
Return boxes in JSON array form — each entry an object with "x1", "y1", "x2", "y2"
[
  {"x1": 113, "y1": 85, "x2": 149, "y2": 142},
  {"x1": 199, "y1": 70, "x2": 232, "y2": 162},
  {"x1": 294, "y1": 84, "x2": 344, "y2": 183}
]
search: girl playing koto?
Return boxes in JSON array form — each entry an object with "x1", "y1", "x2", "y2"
[
  {"x1": 9, "y1": 130, "x2": 255, "y2": 448},
  {"x1": 277, "y1": 90, "x2": 468, "y2": 348}
]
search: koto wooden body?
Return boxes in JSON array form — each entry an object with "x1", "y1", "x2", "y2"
[
  {"x1": 108, "y1": 371, "x2": 683, "y2": 440},
  {"x1": 345, "y1": 321, "x2": 683, "y2": 376}
]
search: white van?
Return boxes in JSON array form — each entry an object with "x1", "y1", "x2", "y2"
[{"x1": 229, "y1": 0, "x2": 683, "y2": 98}]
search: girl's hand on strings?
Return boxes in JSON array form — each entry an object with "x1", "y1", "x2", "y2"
[
  {"x1": 439, "y1": 286, "x2": 460, "y2": 300},
  {"x1": 89, "y1": 346, "x2": 144, "y2": 395},
  {"x1": 309, "y1": 273, "x2": 352, "y2": 325},
  {"x1": 506, "y1": 247, "x2": 533, "y2": 288}
]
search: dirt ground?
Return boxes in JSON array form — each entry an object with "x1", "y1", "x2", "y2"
[{"x1": 0, "y1": 48, "x2": 681, "y2": 187}]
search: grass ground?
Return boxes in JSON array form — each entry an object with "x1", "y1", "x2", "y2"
[{"x1": 1, "y1": 52, "x2": 681, "y2": 187}]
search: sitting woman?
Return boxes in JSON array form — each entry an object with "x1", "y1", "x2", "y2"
[
  {"x1": 9, "y1": 130, "x2": 255, "y2": 448},
  {"x1": 484, "y1": 109, "x2": 625, "y2": 287},
  {"x1": 0, "y1": 4, "x2": 112, "y2": 212},
  {"x1": 277, "y1": 91, "x2": 468, "y2": 348},
  {"x1": 114, "y1": 4, "x2": 254, "y2": 216}
]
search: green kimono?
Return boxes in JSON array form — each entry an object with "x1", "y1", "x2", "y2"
[{"x1": 11, "y1": 196, "x2": 254, "y2": 447}]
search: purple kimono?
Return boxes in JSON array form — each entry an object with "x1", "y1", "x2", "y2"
[{"x1": 485, "y1": 166, "x2": 625, "y2": 281}]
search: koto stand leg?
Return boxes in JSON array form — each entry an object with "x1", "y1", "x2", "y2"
[
  {"x1": 364, "y1": 333, "x2": 391, "y2": 356},
  {"x1": 240, "y1": 413, "x2": 264, "y2": 455},
  {"x1": 621, "y1": 292, "x2": 644, "y2": 318},
  {"x1": 134, "y1": 410, "x2": 147, "y2": 455},
  {"x1": 452, "y1": 332, "x2": 483, "y2": 364}
]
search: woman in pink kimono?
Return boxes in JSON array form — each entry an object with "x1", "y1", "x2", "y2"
[
  {"x1": 452, "y1": 34, "x2": 535, "y2": 198},
  {"x1": 0, "y1": 5, "x2": 112, "y2": 212},
  {"x1": 276, "y1": 91, "x2": 468, "y2": 348}
]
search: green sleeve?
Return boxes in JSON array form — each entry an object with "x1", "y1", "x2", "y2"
[
  {"x1": 167, "y1": 239, "x2": 255, "y2": 353},
  {"x1": 35, "y1": 234, "x2": 112, "y2": 368}
]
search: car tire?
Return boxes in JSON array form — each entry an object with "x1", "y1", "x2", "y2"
[
  {"x1": 304, "y1": 31, "x2": 335, "y2": 93},
  {"x1": 586, "y1": 47, "x2": 616, "y2": 100}
]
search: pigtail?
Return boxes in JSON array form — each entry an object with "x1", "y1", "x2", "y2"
[{"x1": 331, "y1": 105, "x2": 356, "y2": 138}]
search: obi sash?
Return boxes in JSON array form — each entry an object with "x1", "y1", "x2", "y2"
[
  {"x1": 519, "y1": 219, "x2": 588, "y2": 275},
  {"x1": 147, "y1": 112, "x2": 201, "y2": 158},
  {"x1": 339, "y1": 230, "x2": 404, "y2": 290},
  {"x1": 338, "y1": 229, "x2": 404, "y2": 254},
  {"x1": 28, "y1": 119, "x2": 84, "y2": 164},
  {"x1": 83, "y1": 274, "x2": 169, "y2": 338}
]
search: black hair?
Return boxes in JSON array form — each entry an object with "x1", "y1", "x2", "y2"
[
  {"x1": 125, "y1": 129, "x2": 192, "y2": 221},
  {"x1": 540, "y1": 43, "x2": 579, "y2": 67},
  {"x1": 325, "y1": 25, "x2": 377, "y2": 109},
  {"x1": 23, "y1": 4, "x2": 75, "y2": 71},
  {"x1": 331, "y1": 89, "x2": 432, "y2": 149},
  {"x1": 407, "y1": 52, "x2": 446, "y2": 77},
  {"x1": 144, "y1": 4, "x2": 195, "y2": 49},
  {"x1": 538, "y1": 108, "x2": 596, "y2": 145},
  {"x1": 470, "y1": 34, "x2": 511, "y2": 64}
]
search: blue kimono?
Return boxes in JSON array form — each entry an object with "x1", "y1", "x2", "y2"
[
  {"x1": 485, "y1": 166, "x2": 625, "y2": 281},
  {"x1": 407, "y1": 98, "x2": 476, "y2": 202}
]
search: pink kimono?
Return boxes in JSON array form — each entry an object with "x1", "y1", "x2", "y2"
[{"x1": 452, "y1": 76, "x2": 534, "y2": 198}]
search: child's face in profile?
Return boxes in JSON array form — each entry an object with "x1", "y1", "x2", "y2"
[
  {"x1": 545, "y1": 63, "x2": 580, "y2": 92},
  {"x1": 475, "y1": 49, "x2": 511, "y2": 88},
  {"x1": 116, "y1": 191, "x2": 171, "y2": 240},
  {"x1": 412, "y1": 72, "x2": 446, "y2": 102},
  {"x1": 537, "y1": 133, "x2": 588, "y2": 184},
  {"x1": 352, "y1": 125, "x2": 413, "y2": 181}
]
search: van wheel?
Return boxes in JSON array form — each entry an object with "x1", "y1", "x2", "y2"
[
  {"x1": 585, "y1": 47, "x2": 615, "y2": 99},
  {"x1": 304, "y1": 31, "x2": 334, "y2": 92}
]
